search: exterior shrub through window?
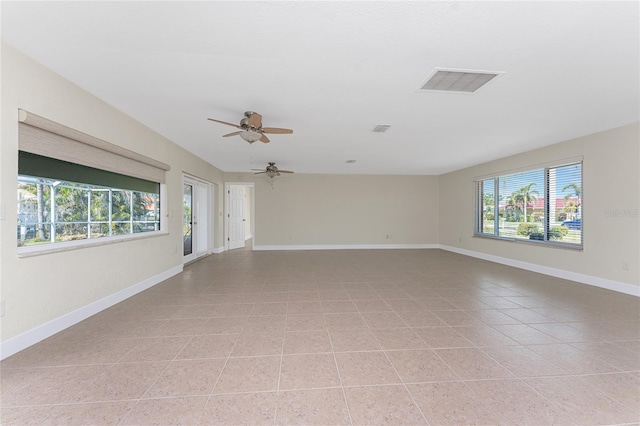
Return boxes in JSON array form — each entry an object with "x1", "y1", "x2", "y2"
[
  {"x1": 17, "y1": 152, "x2": 160, "y2": 247},
  {"x1": 475, "y1": 161, "x2": 582, "y2": 247}
]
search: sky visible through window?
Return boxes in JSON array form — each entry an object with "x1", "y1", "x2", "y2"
[{"x1": 498, "y1": 163, "x2": 581, "y2": 206}]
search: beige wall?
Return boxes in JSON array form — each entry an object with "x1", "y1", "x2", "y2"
[
  {"x1": 224, "y1": 172, "x2": 440, "y2": 246},
  {"x1": 0, "y1": 44, "x2": 225, "y2": 341},
  {"x1": 439, "y1": 123, "x2": 640, "y2": 288}
]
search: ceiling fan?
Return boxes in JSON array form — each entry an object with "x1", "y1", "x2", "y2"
[
  {"x1": 252, "y1": 162, "x2": 294, "y2": 178},
  {"x1": 207, "y1": 111, "x2": 293, "y2": 143}
]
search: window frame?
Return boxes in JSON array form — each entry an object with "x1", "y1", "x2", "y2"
[
  {"x1": 17, "y1": 180, "x2": 167, "y2": 257},
  {"x1": 16, "y1": 110, "x2": 170, "y2": 257},
  {"x1": 473, "y1": 158, "x2": 583, "y2": 250}
]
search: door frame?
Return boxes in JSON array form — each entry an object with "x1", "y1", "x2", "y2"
[
  {"x1": 183, "y1": 174, "x2": 214, "y2": 264},
  {"x1": 224, "y1": 182, "x2": 255, "y2": 251}
]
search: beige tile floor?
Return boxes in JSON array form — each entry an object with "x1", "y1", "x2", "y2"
[{"x1": 2, "y1": 248, "x2": 639, "y2": 425}]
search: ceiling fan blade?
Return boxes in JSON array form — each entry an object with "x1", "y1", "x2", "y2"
[
  {"x1": 222, "y1": 131, "x2": 242, "y2": 137},
  {"x1": 247, "y1": 113, "x2": 262, "y2": 128},
  {"x1": 279, "y1": 170, "x2": 294, "y2": 174},
  {"x1": 254, "y1": 171, "x2": 267, "y2": 175},
  {"x1": 207, "y1": 118, "x2": 241, "y2": 129},
  {"x1": 259, "y1": 134, "x2": 270, "y2": 143},
  {"x1": 251, "y1": 168, "x2": 265, "y2": 171},
  {"x1": 261, "y1": 127, "x2": 293, "y2": 134}
]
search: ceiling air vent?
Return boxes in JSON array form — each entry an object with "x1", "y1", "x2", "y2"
[
  {"x1": 418, "y1": 68, "x2": 504, "y2": 94},
  {"x1": 372, "y1": 125, "x2": 391, "y2": 133}
]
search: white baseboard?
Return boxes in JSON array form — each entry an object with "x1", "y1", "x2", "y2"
[
  {"x1": 245, "y1": 234, "x2": 253, "y2": 240},
  {"x1": 3, "y1": 244, "x2": 635, "y2": 360},
  {"x1": 0, "y1": 264, "x2": 183, "y2": 360},
  {"x1": 247, "y1": 243, "x2": 639, "y2": 296},
  {"x1": 213, "y1": 246, "x2": 226, "y2": 254},
  {"x1": 253, "y1": 244, "x2": 439, "y2": 251},
  {"x1": 440, "y1": 245, "x2": 640, "y2": 297}
]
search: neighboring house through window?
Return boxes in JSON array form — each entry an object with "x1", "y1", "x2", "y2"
[{"x1": 475, "y1": 160, "x2": 583, "y2": 248}]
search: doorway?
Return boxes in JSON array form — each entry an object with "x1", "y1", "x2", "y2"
[
  {"x1": 225, "y1": 182, "x2": 254, "y2": 251},
  {"x1": 183, "y1": 175, "x2": 213, "y2": 263}
]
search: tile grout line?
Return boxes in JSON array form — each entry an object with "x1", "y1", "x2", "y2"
[
  {"x1": 272, "y1": 292, "x2": 292, "y2": 424},
  {"x1": 362, "y1": 304, "x2": 433, "y2": 426},
  {"x1": 193, "y1": 327, "x2": 239, "y2": 425},
  {"x1": 117, "y1": 334, "x2": 195, "y2": 426},
  {"x1": 326, "y1": 322, "x2": 355, "y2": 426}
]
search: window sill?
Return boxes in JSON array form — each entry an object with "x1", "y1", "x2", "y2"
[
  {"x1": 473, "y1": 233, "x2": 583, "y2": 251},
  {"x1": 17, "y1": 231, "x2": 169, "y2": 258}
]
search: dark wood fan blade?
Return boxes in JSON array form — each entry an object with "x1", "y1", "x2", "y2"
[
  {"x1": 259, "y1": 134, "x2": 270, "y2": 143},
  {"x1": 261, "y1": 127, "x2": 293, "y2": 134},
  {"x1": 222, "y1": 131, "x2": 242, "y2": 137},
  {"x1": 248, "y1": 113, "x2": 262, "y2": 128},
  {"x1": 207, "y1": 118, "x2": 241, "y2": 129},
  {"x1": 254, "y1": 171, "x2": 266, "y2": 174},
  {"x1": 278, "y1": 170, "x2": 294, "y2": 174},
  {"x1": 251, "y1": 169, "x2": 265, "y2": 171}
]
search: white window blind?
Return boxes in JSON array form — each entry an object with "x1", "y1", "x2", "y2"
[
  {"x1": 18, "y1": 109, "x2": 170, "y2": 183},
  {"x1": 475, "y1": 161, "x2": 582, "y2": 247}
]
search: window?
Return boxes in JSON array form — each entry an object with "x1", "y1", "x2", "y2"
[
  {"x1": 16, "y1": 109, "x2": 170, "y2": 252},
  {"x1": 18, "y1": 174, "x2": 160, "y2": 247},
  {"x1": 475, "y1": 161, "x2": 582, "y2": 247}
]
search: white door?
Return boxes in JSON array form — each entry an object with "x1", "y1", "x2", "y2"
[
  {"x1": 227, "y1": 185, "x2": 246, "y2": 250},
  {"x1": 183, "y1": 176, "x2": 212, "y2": 263},
  {"x1": 195, "y1": 183, "x2": 210, "y2": 257}
]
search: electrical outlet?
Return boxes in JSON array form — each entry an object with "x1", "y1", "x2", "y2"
[
  {"x1": 622, "y1": 260, "x2": 630, "y2": 271},
  {"x1": 458, "y1": 237, "x2": 463, "y2": 242}
]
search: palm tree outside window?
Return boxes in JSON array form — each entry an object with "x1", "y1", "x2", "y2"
[{"x1": 475, "y1": 161, "x2": 582, "y2": 247}]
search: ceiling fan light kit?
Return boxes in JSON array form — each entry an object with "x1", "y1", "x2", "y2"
[
  {"x1": 208, "y1": 111, "x2": 293, "y2": 144},
  {"x1": 252, "y1": 161, "x2": 294, "y2": 179},
  {"x1": 240, "y1": 131, "x2": 262, "y2": 143}
]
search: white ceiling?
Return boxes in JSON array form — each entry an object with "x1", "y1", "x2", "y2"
[{"x1": 2, "y1": 1, "x2": 638, "y2": 175}]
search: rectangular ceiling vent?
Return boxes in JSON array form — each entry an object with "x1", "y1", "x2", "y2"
[
  {"x1": 418, "y1": 68, "x2": 504, "y2": 94},
  {"x1": 372, "y1": 125, "x2": 391, "y2": 133}
]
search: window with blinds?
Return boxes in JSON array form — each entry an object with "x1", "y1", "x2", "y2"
[
  {"x1": 16, "y1": 110, "x2": 170, "y2": 251},
  {"x1": 475, "y1": 161, "x2": 582, "y2": 248}
]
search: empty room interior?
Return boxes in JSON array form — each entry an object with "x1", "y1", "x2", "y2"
[{"x1": 1, "y1": 2, "x2": 639, "y2": 425}]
